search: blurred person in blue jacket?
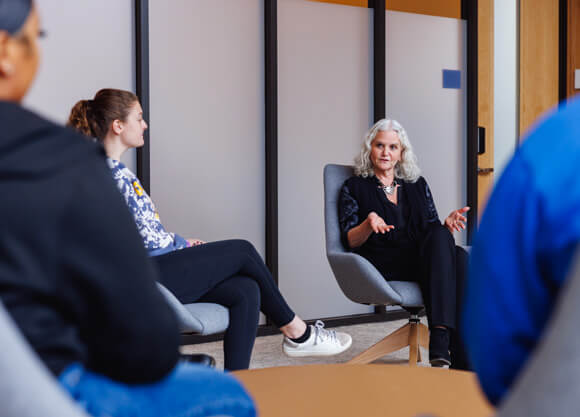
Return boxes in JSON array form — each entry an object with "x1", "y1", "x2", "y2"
[{"x1": 464, "y1": 96, "x2": 580, "y2": 405}]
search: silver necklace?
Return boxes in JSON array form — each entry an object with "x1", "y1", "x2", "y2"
[{"x1": 380, "y1": 180, "x2": 397, "y2": 196}]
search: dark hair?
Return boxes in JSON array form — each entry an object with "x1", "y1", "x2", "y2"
[
  {"x1": 67, "y1": 88, "x2": 139, "y2": 142},
  {"x1": 0, "y1": 0, "x2": 32, "y2": 36}
]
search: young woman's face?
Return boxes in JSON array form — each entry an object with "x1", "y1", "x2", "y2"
[
  {"x1": 370, "y1": 130, "x2": 402, "y2": 174},
  {"x1": 119, "y1": 101, "x2": 147, "y2": 149}
]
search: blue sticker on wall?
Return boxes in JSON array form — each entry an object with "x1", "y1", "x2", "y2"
[{"x1": 442, "y1": 69, "x2": 461, "y2": 89}]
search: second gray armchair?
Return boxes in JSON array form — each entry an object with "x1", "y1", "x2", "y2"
[{"x1": 323, "y1": 163, "x2": 429, "y2": 365}]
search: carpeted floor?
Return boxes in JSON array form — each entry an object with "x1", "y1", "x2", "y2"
[{"x1": 181, "y1": 317, "x2": 431, "y2": 370}]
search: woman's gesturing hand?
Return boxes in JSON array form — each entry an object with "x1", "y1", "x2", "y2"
[
  {"x1": 367, "y1": 212, "x2": 395, "y2": 234},
  {"x1": 444, "y1": 206, "x2": 470, "y2": 233}
]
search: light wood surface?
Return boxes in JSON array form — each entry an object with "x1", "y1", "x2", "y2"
[
  {"x1": 234, "y1": 364, "x2": 494, "y2": 417},
  {"x1": 567, "y1": 0, "x2": 580, "y2": 99},
  {"x1": 477, "y1": 0, "x2": 494, "y2": 214},
  {"x1": 519, "y1": 0, "x2": 559, "y2": 138},
  {"x1": 309, "y1": 0, "x2": 462, "y2": 19}
]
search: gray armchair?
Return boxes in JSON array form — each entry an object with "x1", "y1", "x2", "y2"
[
  {"x1": 0, "y1": 300, "x2": 89, "y2": 417},
  {"x1": 156, "y1": 283, "x2": 229, "y2": 336},
  {"x1": 0, "y1": 297, "x2": 238, "y2": 417},
  {"x1": 323, "y1": 164, "x2": 428, "y2": 365},
  {"x1": 0, "y1": 287, "x2": 228, "y2": 417}
]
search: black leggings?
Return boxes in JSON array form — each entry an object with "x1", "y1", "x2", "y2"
[{"x1": 152, "y1": 239, "x2": 295, "y2": 371}]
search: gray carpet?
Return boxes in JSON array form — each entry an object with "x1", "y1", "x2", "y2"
[{"x1": 181, "y1": 317, "x2": 431, "y2": 370}]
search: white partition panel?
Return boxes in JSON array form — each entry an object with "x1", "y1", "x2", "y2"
[
  {"x1": 25, "y1": 0, "x2": 136, "y2": 171},
  {"x1": 494, "y1": 0, "x2": 518, "y2": 179},
  {"x1": 149, "y1": 1, "x2": 265, "y2": 256},
  {"x1": 278, "y1": 0, "x2": 373, "y2": 319},
  {"x1": 385, "y1": 11, "x2": 467, "y2": 244}
]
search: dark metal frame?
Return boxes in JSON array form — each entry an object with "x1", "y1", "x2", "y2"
[
  {"x1": 135, "y1": 0, "x2": 150, "y2": 194},
  {"x1": 265, "y1": 0, "x2": 279, "y2": 285},
  {"x1": 559, "y1": 0, "x2": 568, "y2": 103},
  {"x1": 466, "y1": 0, "x2": 478, "y2": 243},
  {"x1": 373, "y1": 0, "x2": 386, "y2": 122},
  {"x1": 371, "y1": 0, "x2": 386, "y2": 315},
  {"x1": 135, "y1": 0, "x2": 477, "y2": 338}
]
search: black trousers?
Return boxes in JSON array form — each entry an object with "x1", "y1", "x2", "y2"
[
  {"x1": 152, "y1": 239, "x2": 295, "y2": 371},
  {"x1": 417, "y1": 223, "x2": 467, "y2": 331},
  {"x1": 363, "y1": 223, "x2": 469, "y2": 367},
  {"x1": 416, "y1": 223, "x2": 469, "y2": 369}
]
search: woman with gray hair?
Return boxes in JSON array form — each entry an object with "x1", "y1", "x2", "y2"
[{"x1": 339, "y1": 119, "x2": 470, "y2": 369}]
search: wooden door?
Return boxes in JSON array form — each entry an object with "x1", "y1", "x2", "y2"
[
  {"x1": 519, "y1": 0, "x2": 559, "y2": 137},
  {"x1": 477, "y1": 0, "x2": 494, "y2": 213},
  {"x1": 567, "y1": 0, "x2": 580, "y2": 99}
]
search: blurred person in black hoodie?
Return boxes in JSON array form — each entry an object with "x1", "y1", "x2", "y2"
[{"x1": 0, "y1": 1, "x2": 255, "y2": 416}]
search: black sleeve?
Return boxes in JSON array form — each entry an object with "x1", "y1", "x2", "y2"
[
  {"x1": 59, "y1": 156, "x2": 180, "y2": 384},
  {"x1": 423, "y1": 178, "x2": 440, "y2": 223},
  {"x1": 338, "y1": 182, "x2": 360, "y2": 250}
]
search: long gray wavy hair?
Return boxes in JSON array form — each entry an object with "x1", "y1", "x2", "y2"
[{"x1": 354, "y1": 119, "x2": 421, "y2": 182}]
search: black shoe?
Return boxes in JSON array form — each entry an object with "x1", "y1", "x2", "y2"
[
  {"x1": 180, "y1": 353, "x2": 216, "y2": 368},
  {"x1": 429, "y1": 327, "x2": 451, "y2": 367},
  {"x1": 449, "y1": 329, "x2": 471, "y2": 371}
]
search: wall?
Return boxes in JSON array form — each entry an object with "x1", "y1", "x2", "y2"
[
  {"x1": 24, "y1": 0, "x2": 136, "y2": 171},
  {"x1": 385, "y1": 11, "x2": 467, "y2": 244},
  {"x1": 493, "y1": 0, "x2": 518, "y2": 179},
  {"x1": 277, "y1": 1, "x2": 467, "y2": 319},
  {"x1": 21, "y1": 0, "x2": 470, "y2": 322},
  {"x1": 278, "y1": 0, "x2": 373, "y2": 319},
  {"x1": 148, "y1": 0, "x2": 265, "y2": 256}
]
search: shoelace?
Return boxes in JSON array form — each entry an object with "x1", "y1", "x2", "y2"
[{"x1": 312, "y1": 320, "x2": 338, "y2": 346}]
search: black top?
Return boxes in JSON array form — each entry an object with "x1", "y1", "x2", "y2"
[
  {"x1": 0, "y1": 101, "x2": 180, "y2": 383},
  {"x1": 339, "y1": 175, "x2": 440, "y2": 280}
]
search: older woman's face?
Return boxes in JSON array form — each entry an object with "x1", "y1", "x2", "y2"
[{"x1": 370, "y1": 130, "x2": 402, "y2": 173}]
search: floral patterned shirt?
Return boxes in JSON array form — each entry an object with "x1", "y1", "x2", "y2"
[{"x1": 107, "y1": 158, "x2": 187, "y2": 256}]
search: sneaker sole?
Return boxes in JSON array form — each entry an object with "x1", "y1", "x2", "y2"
[
  {"x1": 283, "y1": 338, "x2": 353, "y2": 358},
  {"x1": 430, "y1": 357, "x2": 451, "y2": 367}
]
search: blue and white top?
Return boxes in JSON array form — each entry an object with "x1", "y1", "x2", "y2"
[{"x1": 107, "y1": 158, "x2": 187, "y2": 256}]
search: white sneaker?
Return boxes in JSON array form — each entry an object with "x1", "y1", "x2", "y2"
[{"x1": 283, "y1": 320, "x2": 352, "y2": 357}]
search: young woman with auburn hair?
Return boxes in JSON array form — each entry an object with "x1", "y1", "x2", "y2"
[{"x1": 68, "y1": 88, "x2": 353, "y2": 371}]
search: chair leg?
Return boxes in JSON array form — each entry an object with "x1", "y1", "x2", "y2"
[
  {"x1": 348, "y1": 323, "x2": 411, "y2": 365},
  {"x1": 418, "y1": 323, "x2": 429, "y2": 349},
  {"x1": 408, "y1": 323, "x2": 418, "y2": 366},
  {"x1": 417, "y1": 323, "x2": 429, "y2": 364}
]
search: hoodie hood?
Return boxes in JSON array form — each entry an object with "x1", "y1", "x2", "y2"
[{"x1": 0, "y1": 101, "x2": 102, "y2": 179}]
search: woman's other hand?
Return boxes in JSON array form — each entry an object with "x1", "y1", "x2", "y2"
[
  {"x1": 444, "y1": 206, "x2": 470, "y2": 233},
  {"x1": 187, "y1": 238, "x2": 206, "y2": 247},
  {"x1": 367, "y1": 212, "x2": 395, "y2": 234}
]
